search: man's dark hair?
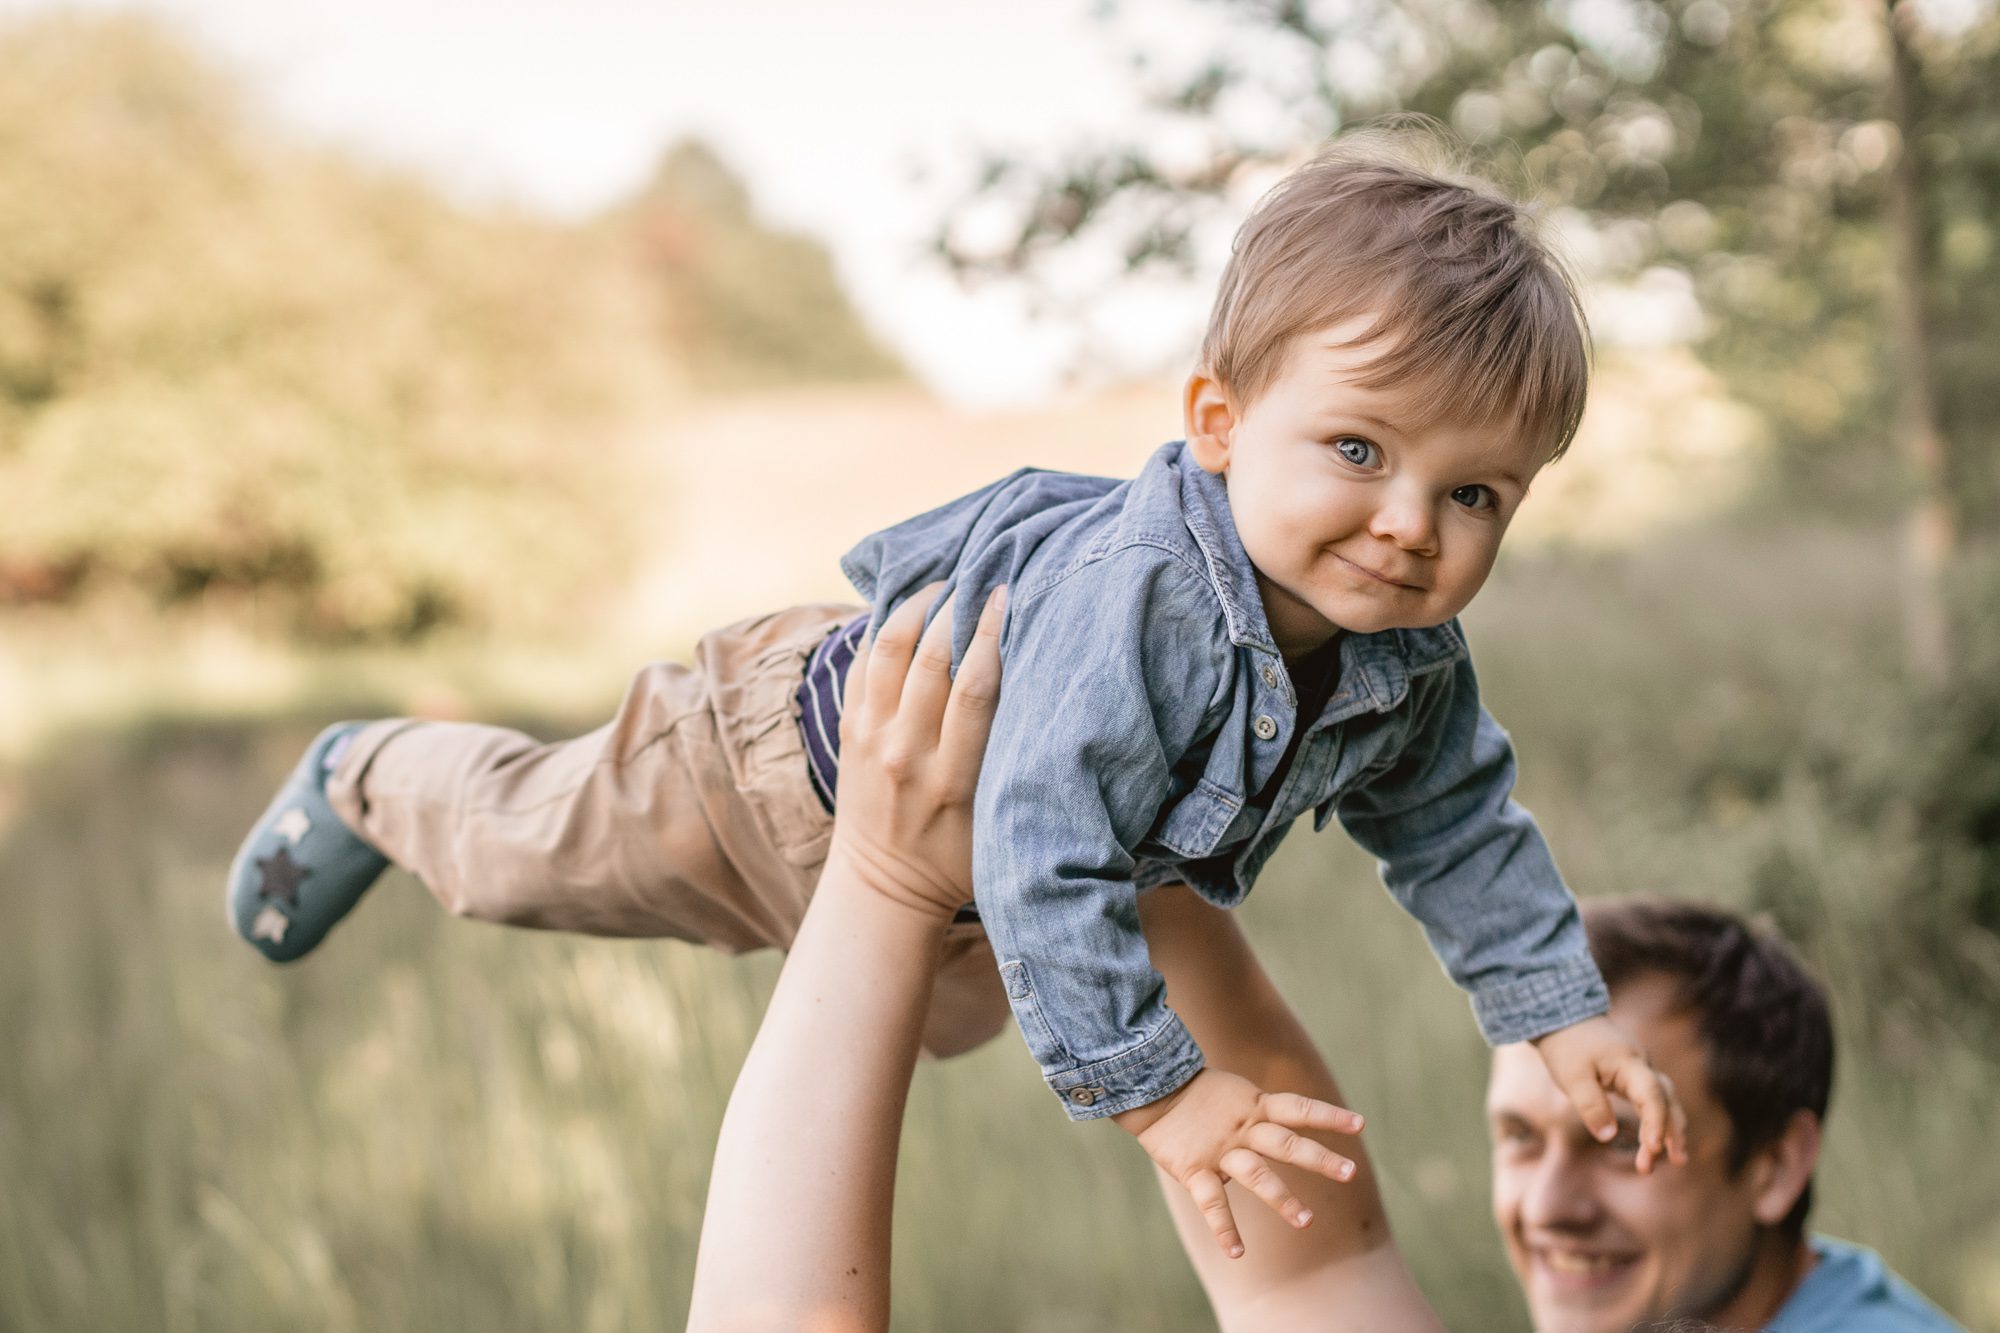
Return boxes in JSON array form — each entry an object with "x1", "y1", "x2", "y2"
[{"x1": 1582, "y1": 897, "x2": 1835, "y2": 1237}]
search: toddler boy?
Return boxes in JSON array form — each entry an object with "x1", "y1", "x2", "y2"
[{"x1": 229, "y1": 136, "x2": 1686, "y2": 1251}]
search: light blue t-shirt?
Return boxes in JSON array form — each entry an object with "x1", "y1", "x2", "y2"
[{"x1": 1768, "y1": 1236, "x2": 1964, "y2": 1331}]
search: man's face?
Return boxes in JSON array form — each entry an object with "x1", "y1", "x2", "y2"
[
  {"x1": 1186, "y1": 317, "x2": 1547, "y2": 657},
  {"x1": 1486, "y1": 977, "x2": 1769, "y2": 1333}
]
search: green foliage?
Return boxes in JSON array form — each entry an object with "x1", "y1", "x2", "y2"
[
  {"x1": 0, "y1": 16, "x2": 899, "y2": 640},
  {"x1": 0, "y1": 15, "x2": 662, "y2": 639},
  {"x1": 940, "y1": 0, "x2": 2000, "y2": 522},
  {"x1": 1469, "y1": 524, "x2": 2000, "y2": 1032}
]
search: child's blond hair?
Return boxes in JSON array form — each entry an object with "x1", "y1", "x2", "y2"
[{"x1": 1202, "y1": 127, "x2": 1590, "y2": 461}]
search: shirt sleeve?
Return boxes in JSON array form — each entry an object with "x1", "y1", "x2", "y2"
[
  {"x1": 1335, "y1": 655, "x2": 1609, "y2": 1045},
  {"x1": 973, "y1": 547, "x2": 1230, "y2": 1120}
]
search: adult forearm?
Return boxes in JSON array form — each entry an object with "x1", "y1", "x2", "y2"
[{"x1": 685, "y1": 854, "x2": 950, "y2": 1333}]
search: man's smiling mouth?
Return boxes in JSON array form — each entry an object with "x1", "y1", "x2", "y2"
[{"x1": 1532, "y1": 1245, "x2": 1641, "y2": 1292}]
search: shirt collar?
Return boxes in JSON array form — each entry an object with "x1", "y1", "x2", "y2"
[{"x1": 1175, "y1": 445, "x2": 1279, "y2": 655}]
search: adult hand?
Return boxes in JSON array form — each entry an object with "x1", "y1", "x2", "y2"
[
  {"x1": 824, "y1": 582, "x2": 1005, "y2": 922},
  {"x1": 687, "y1": 582, "x2": 1006, "y2": 1333}
]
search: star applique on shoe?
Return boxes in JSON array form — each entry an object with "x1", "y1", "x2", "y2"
[
  {"x1": 273, "y1": 807, "x2": 312, "y2": 845},
  {"x1": 250, "y1": 905, "x2": 291, "y2": 944},
  {"x1": 255, "y1": 846, "x2": 310, "y2": 907},
  {"x1": 227, "y1": 721, "x2": 391, "y2": 962}
]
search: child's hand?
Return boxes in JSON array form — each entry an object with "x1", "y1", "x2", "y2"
[
  {"x1": 1112, "y1": 1068, "x2": 1364, "y2": 1259},
  {"x1": 1531, "y1": 1015, "x2": 1690, "y2": 1173}
]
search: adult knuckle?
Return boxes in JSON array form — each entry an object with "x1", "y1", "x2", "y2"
[{"x1": 952, "y1": 684, "x2": 998, "y2": 712}]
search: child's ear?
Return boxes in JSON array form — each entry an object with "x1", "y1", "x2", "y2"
[{"x1": 1182, "y1": 372, "x2": 1236, "y2": 475}]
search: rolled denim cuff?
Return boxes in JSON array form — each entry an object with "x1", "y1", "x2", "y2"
[
  {"x1": 1045, "y1": 1013, "x2": 1206, "y2": 1122},
  {"x1": 1469, "y1": 954, "x2": 1610, "y2": 1046}
]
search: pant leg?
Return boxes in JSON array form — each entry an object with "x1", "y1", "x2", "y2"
[
  {"x1": 324, "y1": 598, "x2": 1013, "y2": 1057},
  {"x1": 324, "y1": 605, "x2": 858, "y2": 951},
  {"x1": 919, "y1": 923, "x2": 1013, "y2": 1059}
]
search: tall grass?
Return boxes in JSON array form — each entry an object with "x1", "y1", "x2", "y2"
[{"x1": 1, "y1": 520, "x2": 1995, "y2": 1331}]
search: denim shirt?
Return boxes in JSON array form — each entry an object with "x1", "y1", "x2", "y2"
[{"x1": 841, "y1": 441, "x2": 1609, "y2": 1120}]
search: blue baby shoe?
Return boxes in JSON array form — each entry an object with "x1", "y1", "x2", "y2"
[{"x1": 227, "y1": 722, "x2": 390, "y2": 962}]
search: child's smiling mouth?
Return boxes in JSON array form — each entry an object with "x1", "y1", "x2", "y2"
[{"x1": 1334, "y1": 552, "x2": 1423, "y2": 590}]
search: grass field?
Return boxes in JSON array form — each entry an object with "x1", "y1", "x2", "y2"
[{"x1": 4, "y1": 510, "x2": 1996, "y2": 1331}]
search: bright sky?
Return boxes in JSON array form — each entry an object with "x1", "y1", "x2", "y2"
[{"x1": 4, "y1": 0, "x2": 1200, "y2": 403}]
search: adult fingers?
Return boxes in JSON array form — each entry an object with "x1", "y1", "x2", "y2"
[
  {"x1": 893, "y1": 589, "x2": 958, "y2": 742},
  {"x1": 937, "y1": 586, "x2": 1005, "y2": 793},
  {"x1": 1185, "y1": 1169, "x2": 1245, "y2": 1259},
  {"x1": 838, "y1": 620, "x2": 870, "y2": 722},
  {"x1": 858, "y1": 583, "x2": 943, "y2": 730},
  {"x1": 1244, "y1": 1121, "x2": 1357, "y2": 1185},
  {"x1": 1259, "y1": 1090, "x2": 1365, "y2": 1137}
]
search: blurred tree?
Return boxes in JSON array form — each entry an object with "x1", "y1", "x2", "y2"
[
  {"x1": 613, "y1": 141, "x2": 904, "y2": 391},
  {"x1": 936, "y1": 0, "x2": 1999, "y2": 679},
  {"x1": 0, "y1": 14, "x2": 665, "y2": 639},
  {"x1": 0, "y1": 16, "x2": 901, "y2": 641}
]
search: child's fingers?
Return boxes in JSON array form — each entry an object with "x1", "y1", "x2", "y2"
[
  {"x1": 1244, "y1": 1121, "x2": 1357, "y2": 1185},
  {"x1": 1259, "y1": 1090, "x2": 1365, "y2": 1137},
  {"x1": 1184, "y1": 1169, "x2": 1245, "y2": 1259},
  {"x1": 1612, "y1": 1060, "x2": 1669, "y2": 1174},
  {"x1": 1665, "y1": 1075, "x2": 1690, "y2": 1166},
  {"x1": 1219, "y1": 1148, "x2": 1315, "y2": 1229},
  {"x1": 1560, "y1": 1071, "x2": 1619, "y2": 1144},
  {"x1": 937, "y1": 586, "x2": 1005, "y2": 792},
  {"x1": 859, "y1": 584, "x2": 943, "y2": 726}
]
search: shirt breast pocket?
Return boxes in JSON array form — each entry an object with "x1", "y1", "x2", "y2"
[
  {"x1": 1313, "y1": 716, "x2": 1405, "y2": 830},
  {"x1": 1144, "y1": 779, "x2": 1241, "y2": 860}
]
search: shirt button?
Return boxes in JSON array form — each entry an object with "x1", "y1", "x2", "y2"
[
  {"x1": 1253, "y1": 714, "x2": 1278, "y2": 740},
  {"x1": 1068, "y1": 1087, "x2": 1099, "y2": 1107},
  {"x1": 1260, "y1": 664, "x2": 1279, "y2": 688}
]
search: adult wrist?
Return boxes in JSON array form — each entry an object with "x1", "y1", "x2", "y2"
[{"x1": 819, "y1": 841, "x2": 963, "y2": 931}]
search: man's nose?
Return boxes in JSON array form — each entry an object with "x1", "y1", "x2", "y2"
[{"x1": 1519, "y1": 1143, "x2": 1602, "y2": 1231}]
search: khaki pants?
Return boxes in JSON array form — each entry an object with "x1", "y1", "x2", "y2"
[{"x1": 325, "y1": 603, "x2": 1011, "y2": 1059}]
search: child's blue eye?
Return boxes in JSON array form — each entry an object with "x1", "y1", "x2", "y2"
[
  {"x1": 1333, "y1": 437, "x2": 1378, "y2": 467},
  {"x1": 1452, "y1": 484, "x2": 1495, "y2": 511}
]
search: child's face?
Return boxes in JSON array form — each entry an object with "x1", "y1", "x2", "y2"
[{"x1": 1184, "y1": 317, "x2": 1548, "y2": 657}]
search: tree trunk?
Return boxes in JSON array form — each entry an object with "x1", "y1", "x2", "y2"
[{"x1": 1882, "y1": 0, "x2": 1955, "y2": 686}]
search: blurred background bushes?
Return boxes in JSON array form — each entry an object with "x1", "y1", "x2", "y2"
[{"x1": 0, "y1": 13, "x2": 898, "y2": 641}]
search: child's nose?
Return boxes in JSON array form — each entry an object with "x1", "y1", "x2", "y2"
[{"x1": 1367, "y1": 497, "x2": 1437, "y2": 554}]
